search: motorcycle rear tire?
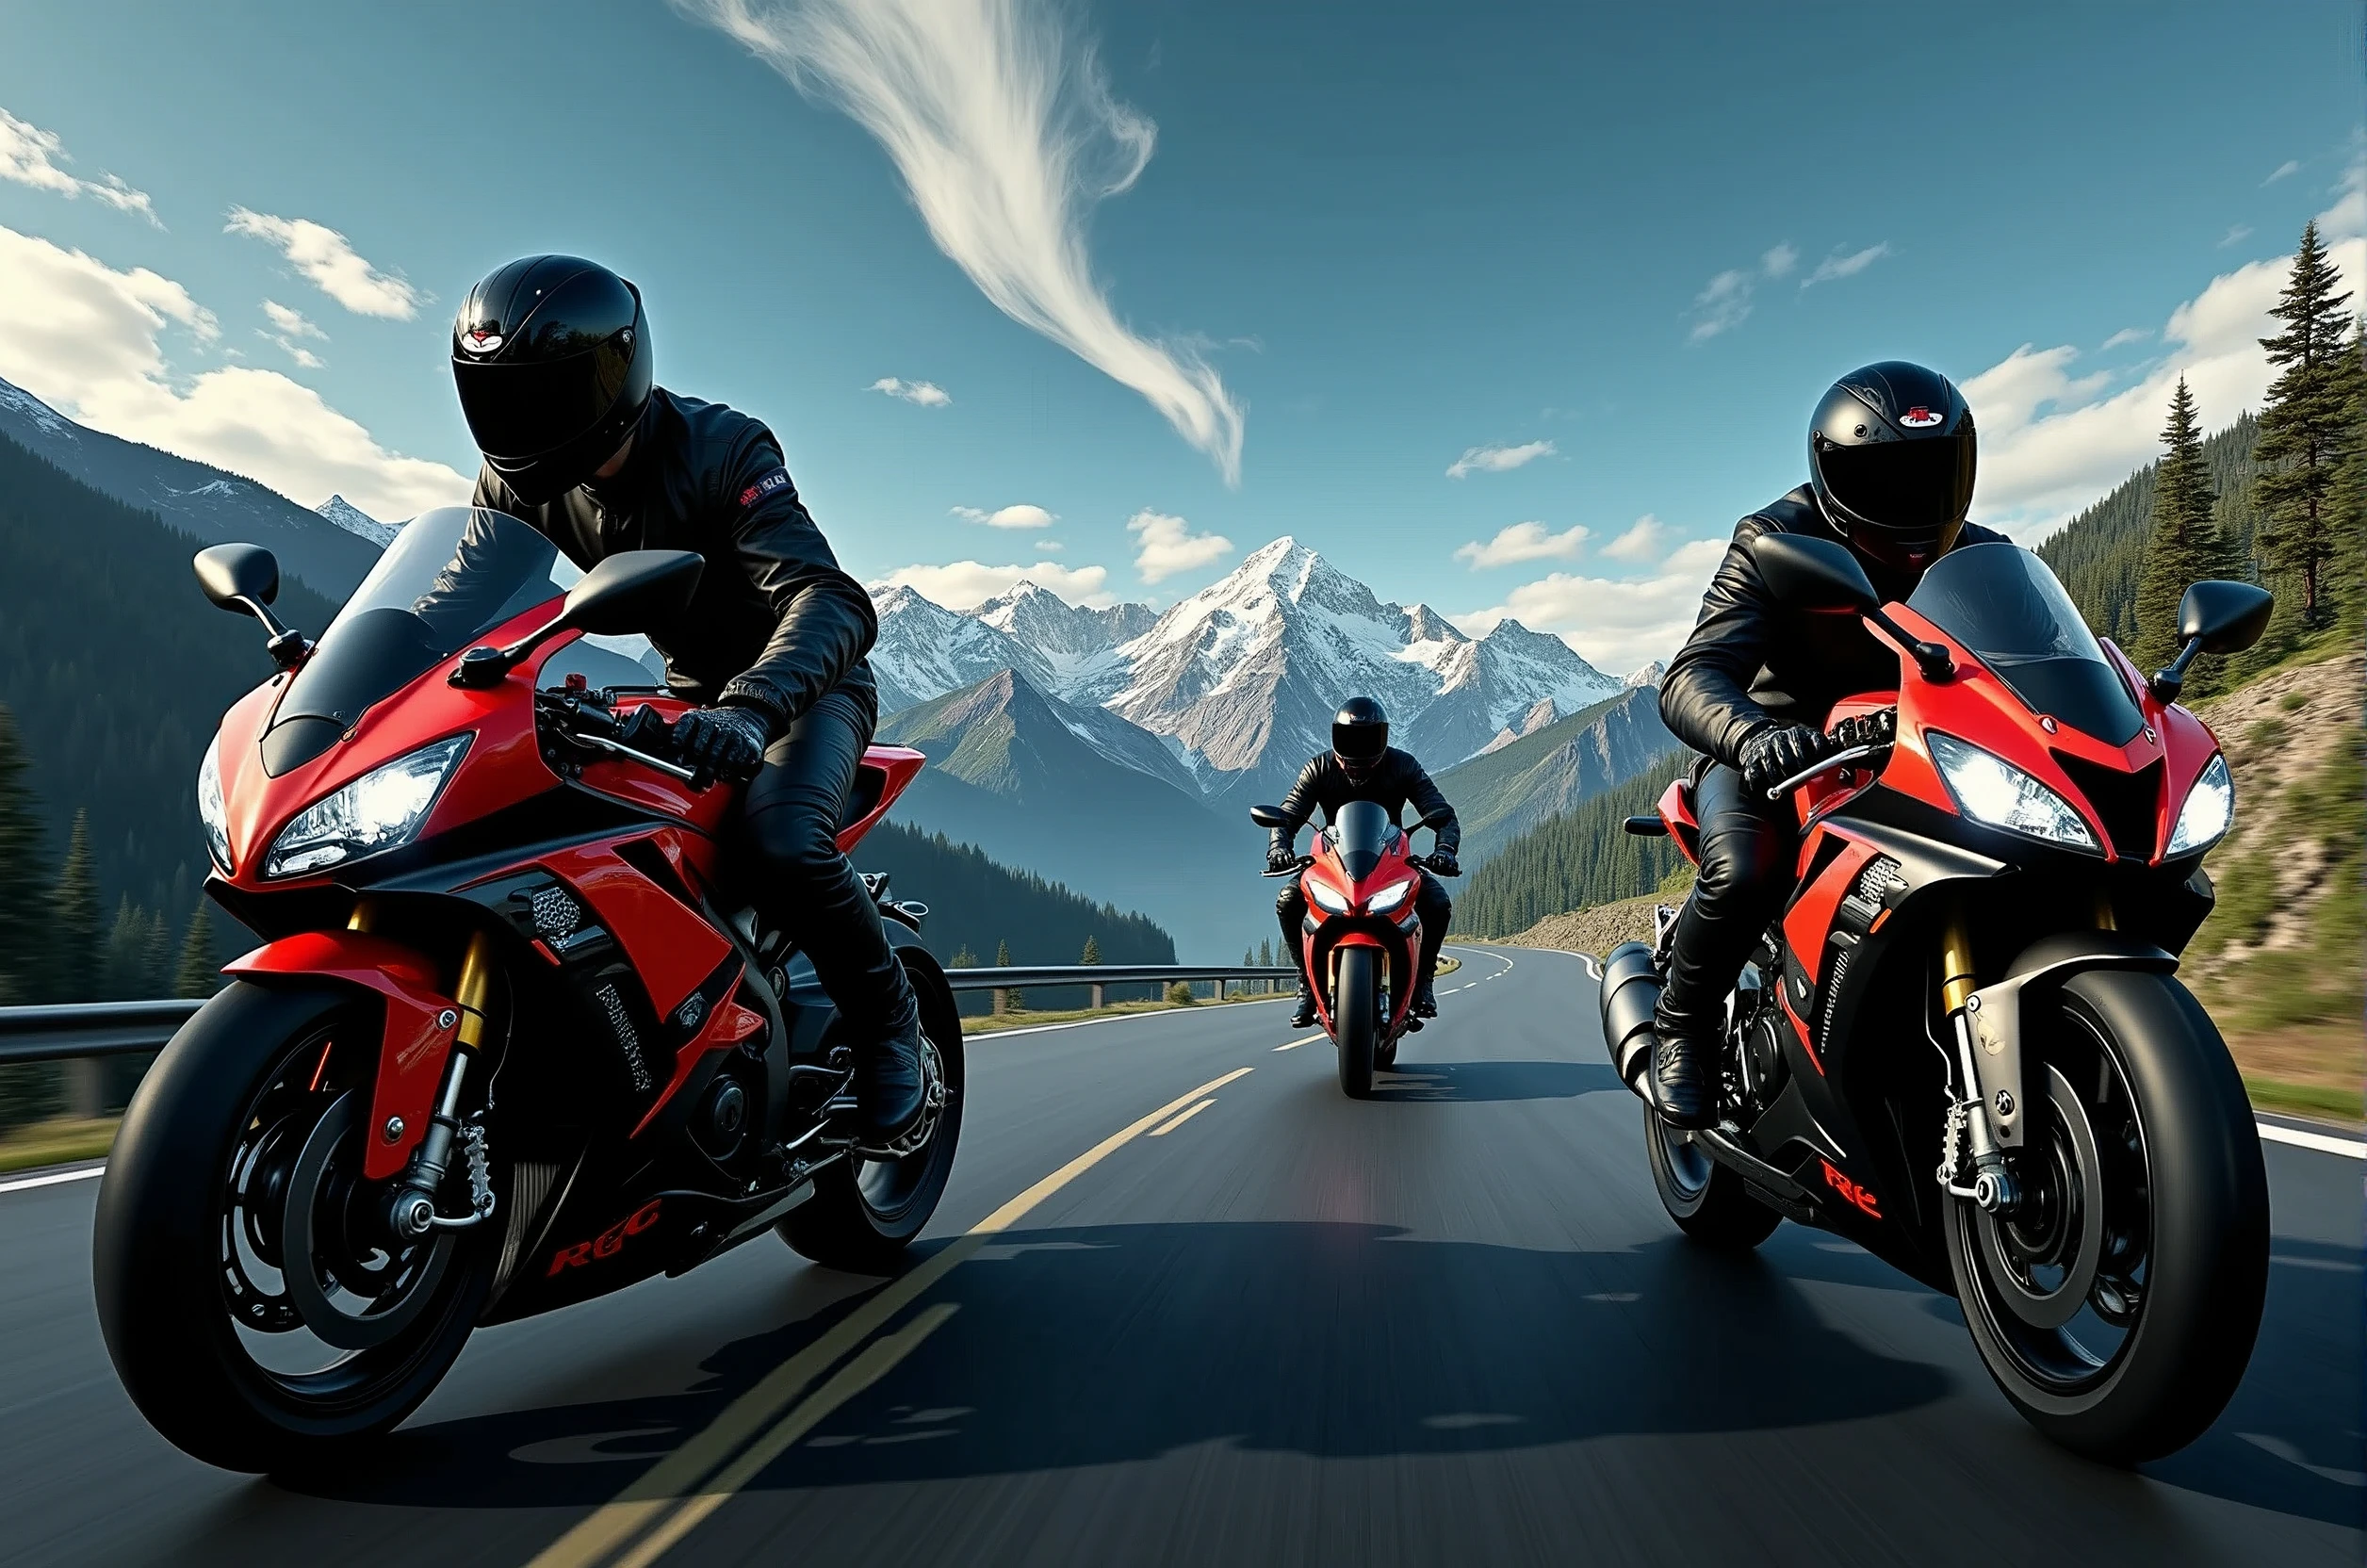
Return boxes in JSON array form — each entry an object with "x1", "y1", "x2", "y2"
[
  {"x1": 1644, "y1": 1104, "x2": 1780, "y2": 1249},
  {"x1": 1945, "y1": 969, "x2": 2267, "y2": 1463},
  {"x1": 783, "y1": 954, "x2": 966, "y2": 1274},
  {"x1": 1334, "y1": 947, "x2": 1378, "y2": 1099},
  {"x1": 92, "y1": 982, "x2": 494, "y2": 1473}
]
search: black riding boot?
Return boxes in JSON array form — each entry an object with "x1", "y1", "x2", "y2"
[
  {"x1": 850, "y1": 998, "x2": 926, "y2": 1144},
  {"x1": 1647, "y1": 998, "x2": 1717, "y2": 1129},
  {"x1": 1290, "y1": 976, "x2": 1318, "y2": 1028}
]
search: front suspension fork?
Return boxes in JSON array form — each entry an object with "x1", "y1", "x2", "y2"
[
  {"x1": 1939, "y1": 910, "x2": 2020, "y2": 1215},
  {"x1": 386, "y1": 926, "x2": 498, "y2": 1240}
]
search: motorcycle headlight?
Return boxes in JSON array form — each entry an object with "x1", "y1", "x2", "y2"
[
  {"x1": 197, "y1": 735, "x2": 231, "y2": 874},
  {"x1": 1925, "y1": 731, "x2": 2098, "y2": 852},
  {"x1": 1366, "y1": 876, "x2": 1416, "y2": 914},
  {"x1": 1306, "y1": 877, "x2": 1352, "y2": 915},
  {"x1": 265, "y1": 735, "x2": 470, "y2": 879},
  {"x1": 2166, "y1": 753, "x2": 2234, "y2": 857}
]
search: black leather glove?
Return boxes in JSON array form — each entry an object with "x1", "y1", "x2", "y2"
[
  {"x1": 1266, "y1": 842, "x2": 1299, "y2": 875},
  {"x1": 1739, "y1": 722, "x2": 1828, "y2": 797},
  {"x1": 1425, "y1": 849, "x2": 1461, "y2": 877},
  {"x1": 1826, "y1": 708, "x2": 1898, "y2": 753},
  {"x1": 675, "y1": 703, "x2": 772, "y2": 781}
]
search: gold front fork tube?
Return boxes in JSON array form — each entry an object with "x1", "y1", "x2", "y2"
[
  {"x1": 1939, "y1": 910, "x2": 1977, "y2": 1018},
  {"x1": 453, "y1": 929, "x2": 497, "y2": 1050}
]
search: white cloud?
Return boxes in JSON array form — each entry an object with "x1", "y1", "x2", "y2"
[
  {"x1": 1452, "y1": 536, "x2": 1731, "y2": 675},
  {"x1": 677, "y1": 0, "x2": 1245, "y2": 482},
  {"x1": 1688, "y1": 268, "x2": 1755, "y2": 341},
  {"x1": 1454, "y1": 520, "x2": 1589, "y2": 568},
  {"x1": 1600, "y1": 514, "x2": 1673, "y2": 564},
  {"x1": 0, "y1": 222, "x2": 468, "y2": 520},
  {"x1": 869, "y1": 375, "x2": 951, "y2": 407},
  {"x1": 2264, "y1": 159, "x2": 2301, "y2": 186},
  {"x1": 1760, "y1": 243, "x2": 1798, "y2": 279},
  {"x1": 1127, "y1": 508, "x2": 1232, "y2": 583},
  {"x1": 871, "y1": 559, "x2": 1111, "y2": 609},
  {"x1": 1445, "y1": 438, "x2": 1554, "y2": 479},
  {"x1": 951, "y1": 502, "x2": 1058, "y2": 530},
  {"x1": 1801, "y1": 241, "x2": 1894, "y2": 288},
  {"x1": 258, "y1": 299, "x2": 326, "y2": 368},
  {"x1": 223, "y1": 207, "x2": 422, "y2": 319},
  {"x1": 0, "y1": 106, "x2": 155, "y2": 223},
  {"x1": 2099, "y1": 327, "x2": 2150, "y2": 350},
  {"x1": 1965, "y1": 161, "x2": 2365, "y2": 540},
  {"x1": 2218, "y1": 223, "x2": 2253, "y2": 249}
]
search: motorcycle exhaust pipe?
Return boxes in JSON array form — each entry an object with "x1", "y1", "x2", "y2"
[{"x1": 1599, "y1": 941, "x2": 1662, "y2": 1098}]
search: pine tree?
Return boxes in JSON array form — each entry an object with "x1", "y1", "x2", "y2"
[
  {"x1": 2329, "y1": 317, "x2": 2367, "y2": 633},
  {"x1": 0, "y1": 705, "x2": 60, "y2": 1129},
  {"x1": 2131, "y1": 377, "x2": 2235, "y2": 680},
  {"x1": 173, "y1": 901, "x2": 221, "y2": 999},
  {"x1": 2253, "y1": 221, "x2": 2357, "y2": 626},
  {"x1": 103, "y1": 895, "x2": 149, "y2": 1001},
  {"x1": 1080, "y1": 935, "x2": 1102, "y2": 965},
  {"x1": 1259, "y1": 938, "x2": 1274, "y2": 968},
  {"x1": 50, "y1": 808, "x2": 101, "y2": 1004},
  {"x1": 950, "y1": 943, "x2": 977, "y2": 969},
  {"x1": 994, "y1": 939, "x2": 1019, "y2": 1010}
]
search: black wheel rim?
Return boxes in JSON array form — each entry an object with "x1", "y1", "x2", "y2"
[
  {"x1": 856, "y1": 1031, "x2": 955, "y2": 1218},
  {"x1": 217, "y1": 1018, "x2": 470, "y2": 1398},
  {"x1": 1952, "y1": 1004, "x2": 2153, "y2": 1394},
  {"x1": 1656, "y1": 1115, "x2": 1715, "y2": 1204}
]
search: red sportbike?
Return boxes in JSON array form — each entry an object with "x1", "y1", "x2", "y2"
[
  {"x1": 1250, "y1": 799, "x2": 1448, "y2": 1097},
  {"x1": 93, "y1": 507, "x2": 963, "y2": 1473},
  {"x1": 1600, "y1": 533, "x2": 2274, "y2": 1462}
]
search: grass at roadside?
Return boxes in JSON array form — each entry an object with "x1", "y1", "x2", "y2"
[{"x1": 0, "y1": 1117, "x2": 118, "y2": 1175}]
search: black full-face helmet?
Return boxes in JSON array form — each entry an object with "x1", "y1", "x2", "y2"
[
  {"x1": 1331, "y1": 696, "x2": 1389, "y2": 783},
  {"x1": 1807, "y1": 361, "x2": 1977, "y2": 574},
  {"x1": 451, "y1": 255, "x2": 653, "y2": 506}
]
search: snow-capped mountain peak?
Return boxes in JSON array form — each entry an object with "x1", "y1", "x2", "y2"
[{"x1": 315, "y1": 494, "x2": 398, "y2": 547}]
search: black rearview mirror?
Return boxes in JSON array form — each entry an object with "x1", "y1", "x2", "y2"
[
  {"x1": 1749, "y1": 533, "x2": 1879, "y2": 616},
  {"x1": 193, "y1": 543, "x2": 281, "y2": 613},
  {"x1": 2178, "y1": 580, "x2": 2274, "y2": 655},
  {"x1": 561, "y1": 549, "x2": 704, "y2": 635},
  {"x1": 193, "y1": 544, "x2": 307, "y2": 669},
  {"x1": 1248, "y1": 804, "x2": 1289, "y2": 830}
]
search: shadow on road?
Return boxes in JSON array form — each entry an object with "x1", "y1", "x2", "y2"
[
  {"x1": 1367, "y1": 1058, "x2": 1622, "y2": 1102},
  {"x1": 278, "y1": 1220, "x2": 1948, "y2": 1510}
]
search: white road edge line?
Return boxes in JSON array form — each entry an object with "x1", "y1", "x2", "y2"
[
  {"x1": 0, "y1": 1165, "x2": 106, "y2": 1196},
  {"x1": 2261, "y1": 1123, "x2": 2367, "y2": 1159}
]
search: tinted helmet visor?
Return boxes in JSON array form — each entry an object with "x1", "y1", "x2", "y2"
[
  {"x1": 455, "y1": 336, "x2": 640, "y2": 462},
  {"x1": 1819, "y1": 433, "x2": 1976, "y2": 536}
]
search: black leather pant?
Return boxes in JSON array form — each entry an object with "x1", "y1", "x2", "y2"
[
  {"x1": 1276, "y1": 873, "x2": 1452, "y2": 993},
  {"x1": 1657, "y1": 763, "x2": 1798, "y2": 1035},
  {"x1": 738, "y1": 687, "x2": 916, "y2": 1037}
]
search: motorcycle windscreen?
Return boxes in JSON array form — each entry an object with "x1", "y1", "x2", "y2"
[
  {"x1": 1331, "y1": 798, "x2": 1393, "y2": 881},
  {"x1": 1905, "y1": 543, "x2": 2145, "y2": 745},
  {"x1": 261, "y1": 507, "x2": 566, "y2": 775}
]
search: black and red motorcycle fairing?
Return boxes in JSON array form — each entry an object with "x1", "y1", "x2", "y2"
[
  {"x1": 94, "y1": 507, "x2": 963, "y2": 1472},
  {"x1": 1600, "y1": 535, "x2": 2272, "y2": 1463},
  {"x1": 1252, "y1": 798, "x2": 1448, "y2": 1098}
]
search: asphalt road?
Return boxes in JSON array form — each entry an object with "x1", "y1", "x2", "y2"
[{"x1": 3, "y1": 945, "x2": 2359, "y2": 1567}]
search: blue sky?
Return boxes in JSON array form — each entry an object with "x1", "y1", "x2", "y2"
[{"x1": 0, "y1": 0, "x2": 2359, "y2": 670}]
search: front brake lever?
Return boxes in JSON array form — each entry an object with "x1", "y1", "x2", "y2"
[{"x1": 1766, "y1": 743, "x2": 1885, "y2": 801}]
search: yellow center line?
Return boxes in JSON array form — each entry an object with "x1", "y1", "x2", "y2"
[
  {"x1": 1146, "y1": 1098, "x2": 1216, "y2": 1135},
  {"x1": 526, "y1": 1064, "x2": 1255, "y2": 1568}
]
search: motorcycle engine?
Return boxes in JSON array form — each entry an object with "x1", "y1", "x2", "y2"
[{"x1": 1730, "y1": 962, "x2": 1790, "y2": 1115}]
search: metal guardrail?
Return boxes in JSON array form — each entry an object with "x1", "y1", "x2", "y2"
[{"x1": 0, "y1": 966, "x2": 1298, "y2": 1065}]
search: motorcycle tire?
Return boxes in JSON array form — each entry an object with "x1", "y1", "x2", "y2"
[
  {"x1": 1944, "y1": 969, "x2": 2268, "y2": 1463},
  {"x1": 92, "y1": 982, "x2": 495, "y2": 1473},
  {"x1": 1334, "y1": 947, "x2": 1379, "y2": 1099},
  {"x1": 1644, "y1": 1104, "x2": 1780, "y2": 1249},
  {"x1": 783, "y1": 952, "x2": 966, "y2": 1274}
]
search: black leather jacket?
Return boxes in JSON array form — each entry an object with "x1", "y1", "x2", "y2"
[
  {"x1": 1268, "y1": 747, "x2": 1461, "y2": 858},
  {"x1": 1660, "y1": 485, "x2": 2004, "y2": 767},
  {"x1": 473, "y1": 387, "x2": 877, "y2": 730}
]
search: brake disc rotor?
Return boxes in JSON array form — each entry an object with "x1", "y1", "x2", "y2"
[
  {"x1": 1974, "y1": 1063, "x2": 2106, "y2": 1331},
  {"x1": 279, "y1": 1091, "x2": 454, "y2": 1350}
]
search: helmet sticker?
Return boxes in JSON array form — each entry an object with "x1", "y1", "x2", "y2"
[
  {"x1": 1899, "y1": 405, "x2": 1942, "y2": 429},
  {"x1": 461, "y1": 325, "x2": 504, "y2": 355}
]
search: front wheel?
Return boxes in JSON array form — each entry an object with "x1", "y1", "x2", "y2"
[
  {"x1": 1945, "y1": 969, "x2": 2268, "y2": 1463},
  {"x1": 783, "y1": 952, "x2": 966, "y2": 1273},
  {"x1": 1333, "y1": 947, "x2": 1378, "y2": 1099},
  {"x1": 92, "y1": 983, "x2": 494, "y2": 1473}
]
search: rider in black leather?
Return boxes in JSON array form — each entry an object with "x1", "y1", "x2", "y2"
[
  {"x1": 1267, "y1": 697, "x2": 1461, "y2": 1029},
  {"x1": 451, "y1": 255, "x2": 924, "y2": 1144},
  {"x1": 1650, "y1": 362, "x2": 2003, "y2": 1127}
]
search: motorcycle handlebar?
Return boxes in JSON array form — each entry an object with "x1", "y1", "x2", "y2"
[{"x1": 1765, "y1": 742, "x2": 1885, "y2": 801}]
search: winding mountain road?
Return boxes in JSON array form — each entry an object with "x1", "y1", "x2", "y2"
[{"x1": 3, "y1": 946, "x2": 2358, "y2": 1566}]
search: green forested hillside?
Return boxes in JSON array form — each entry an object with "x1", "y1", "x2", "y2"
[
  {"x1": 2037, "y1": 413, "x2": 2262, "y2": 645},
  {"x1": 1457, "y1": 771, "x2": 1683, "y2": 938},
  {"x1": 0, "y1": 432, "x2": 338, "y2": 953}
]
